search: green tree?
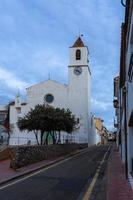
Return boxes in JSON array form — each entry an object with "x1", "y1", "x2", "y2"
[{"x1": 18, "y1": 104, "x2": 77, "y2": 145}]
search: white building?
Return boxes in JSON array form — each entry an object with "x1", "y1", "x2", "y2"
[
  {"x1": 0, "y1": 105, "x2": 8, "y2": 144},
  {"x1": 125, "y1": 2, "x2": 133, "y2": 187},
  {"x1": 114, "y1": 0, "x2": 133, "y2": 188},
  {"x1": 9, "y1": 37, "x2": 96, "y2": 145}
]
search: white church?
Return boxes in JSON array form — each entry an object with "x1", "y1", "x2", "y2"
[{"x1": 9, "y1": 37, "x2": 97, "y2": 145}]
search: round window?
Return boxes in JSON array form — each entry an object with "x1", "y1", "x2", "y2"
[{"x1": 45, "y1": 94, "x2": 54, "y2": 103}]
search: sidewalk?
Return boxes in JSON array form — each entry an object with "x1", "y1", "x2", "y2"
[{"x1": 107, "y1": 144, "x2": 133, "y2": 200}]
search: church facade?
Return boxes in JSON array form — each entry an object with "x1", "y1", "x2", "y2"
[{"x1": 9, "y1": 37, "x2": 95, "y2": 145}]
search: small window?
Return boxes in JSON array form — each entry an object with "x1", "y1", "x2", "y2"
[
  {"x1": 76, "y1": 49, "x2": 81, "y2": 60},
  {"x1": 45, "y1": 94, "x2": 54, "y2": 103},
  {"x1": 16, "y1": 107, "x2": 21, "y2": 114}
]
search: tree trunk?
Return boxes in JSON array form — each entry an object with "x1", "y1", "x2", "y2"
[
  {"x1": 44, "y1": 132, "x2": 49, "y2": 145},
  {"x1": 34, "y1": 130, "x2": 39, "y2": 145},
  {"x1": 40, "y1": 130, "x2": 44, "y2": 145},
  {"x1": 7, "y1": 130, "x2": 10, "y2": 145},
  {"x1": 58, "y1": 131, "x2": 61, "y2": 144},
  {"x1": 52, "y1": 131, "x2": 56, "y2": 145}
]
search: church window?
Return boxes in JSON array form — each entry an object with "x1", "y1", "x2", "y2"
[
  {"x1": 16, "y1": 107, "x2": 21, "y2": 114},
  {"x1": 76, "y1": 49, "x2": 81, "y2": 60},
  {"x1": 45, "y1": 94, "x2": 54, "y2": 103}
]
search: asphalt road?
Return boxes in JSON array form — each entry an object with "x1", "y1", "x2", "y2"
[{"x1": 0, "y1": 145, "x2": 110, "y2": 200}]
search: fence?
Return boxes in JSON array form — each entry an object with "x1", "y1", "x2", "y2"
[
  {"x1": 9, "y1": 136, "x2": 37, "y2": 146},
  {"x1": 9, "y1": 134, "x2": 86, "y2": 146}
]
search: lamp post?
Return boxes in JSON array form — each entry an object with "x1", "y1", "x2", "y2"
[
  {"x1": 121, "y1": 0, "x2": 126, "y2": 7},
  {"x1": 113, "y1": 99, "x2": 119, "y2": 108}
]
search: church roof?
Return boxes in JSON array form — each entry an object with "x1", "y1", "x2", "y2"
[
  {"x1": 26, "y1": 79, "x2": 68, "y2": 90},
  {"x1": 72, "y1": 36, "x2": 85, "y2": 47}
]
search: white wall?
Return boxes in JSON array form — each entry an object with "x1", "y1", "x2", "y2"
[
  {"x1": 69, "y1": 46, "x2": 88, "y2": 66},
  {"x1": 122, "y1": 7, "x2": 133, "y2": 187}
]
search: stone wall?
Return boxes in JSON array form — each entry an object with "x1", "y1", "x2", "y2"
[
  {"x1": 0, "y1": 147, "x2": 10, "y2": 161},
  {"x1": 9, "y1": 144, "x2": 87, "y2": 169}
]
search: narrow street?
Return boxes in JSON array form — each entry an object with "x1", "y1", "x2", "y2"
[{"x1": 0, "y1": 145, "x2": 110, "y2": 200}]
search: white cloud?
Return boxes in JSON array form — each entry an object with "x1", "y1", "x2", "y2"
[
  {"x1": 0, "y1": 66, "x2": 28, "y2": 91},
  {"x1": 91, "y1": 98, "x2": 112, "y2": 111}
]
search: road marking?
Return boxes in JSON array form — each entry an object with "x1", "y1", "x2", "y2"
[
  {"x1": 0, "y1": 148, "x2": 89, "y2": 190},
  {"x1": 82, "y1": 145, "x2": 111, "y2": 200}
]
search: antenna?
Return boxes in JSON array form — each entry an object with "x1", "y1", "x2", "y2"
[
  {"x1": 17, "y1": 88, "x2": 20, "y2": 97},
  {"x1": 48, "y1": 72, "x2": 51, "y2": 80},
  {"x1": 78, "y1": 28, "x2": 80, "y2": 37}
]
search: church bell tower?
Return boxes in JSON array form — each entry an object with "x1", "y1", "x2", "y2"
[
  {"x1": 68, "y1": 36, "x2": 91, "y2": 140},
  {"x1": 68, "y1": 36, "x2": 91, "y2": 87},
  {"x1": 68, "y1": 37, "x2": 91, "y2": 142},
  {"x1": 69, "y1": 36, "x2": 89, "y2": 67}
]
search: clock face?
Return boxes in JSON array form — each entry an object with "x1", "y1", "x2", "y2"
[{"x1": 74, "y1": 66, "x2": 82, "y2": 75}]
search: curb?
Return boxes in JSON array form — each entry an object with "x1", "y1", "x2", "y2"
[{"x1": 0, "y1": 147, "x2": 88, "y2": 187}]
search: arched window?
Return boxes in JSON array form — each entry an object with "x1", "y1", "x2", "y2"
[{"x1": 76, "y1": 49, "x2": 81, "y2": 60}]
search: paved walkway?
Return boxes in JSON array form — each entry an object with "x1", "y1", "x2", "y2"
[{"x1": 107, "y1": 144, "x2": 133, "y2": 200}]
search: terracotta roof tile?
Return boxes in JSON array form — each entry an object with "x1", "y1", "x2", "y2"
[{"x1": 72, "y1": 37, "x2": 85, "y2": 47}]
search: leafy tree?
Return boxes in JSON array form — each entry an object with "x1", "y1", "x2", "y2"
[
  {"x1": 18, "y1": 104, "x2": 77, "y2": 145},
  {"x1": 4, "y1": 102, "x2": 14, "y2": 144}
]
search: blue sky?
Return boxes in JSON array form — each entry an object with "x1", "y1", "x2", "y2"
[{"x1": 0, "y1": 0, "x2": 124, "y2": 130}]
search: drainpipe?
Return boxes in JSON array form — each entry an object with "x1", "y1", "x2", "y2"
[{"x1": 123, "y1": 85, "x2": 128, "y2": 179}]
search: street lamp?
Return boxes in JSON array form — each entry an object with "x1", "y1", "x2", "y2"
[
  {"x1": 121, "y1": 0, "x2": 126, "y2": 7},
  {"x1": 113, "y1": 99, "x2": 119, "y2": 108}
]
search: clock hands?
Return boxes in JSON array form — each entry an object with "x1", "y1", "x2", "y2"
[
  {"x1": 74, "y1": 66, "x2": 82, "y2": 75},
  {"x1": 76, "y1": 69, "x2": 81, "y2": 73}
]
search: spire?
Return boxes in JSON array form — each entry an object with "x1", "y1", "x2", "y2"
[
  {"x1": 72, "y1": 36, "x2": 85, "y2": 47},
  {"x1": 48, "y1": 72, "x2": 51, "y2": 80},
  {"x1": 17, "y1": 88, "x2": 20, "y2": 97}
]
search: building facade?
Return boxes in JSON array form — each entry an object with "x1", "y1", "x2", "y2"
[
  {"x1": 0, "y1": 105, "x2": 8, "y2": 144},
  {"x1": 9, "y1": 37, "x2": 96, "y2": 145},
  {"x1": 113, "y1": 76, "x2": 120, "y2": 146},
  {"x1": 113, "y1": 0, "x2": 133, "y2": 187},
  {"x1": 93, "y1": 117, "x2": 109, "y2": 144}
]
